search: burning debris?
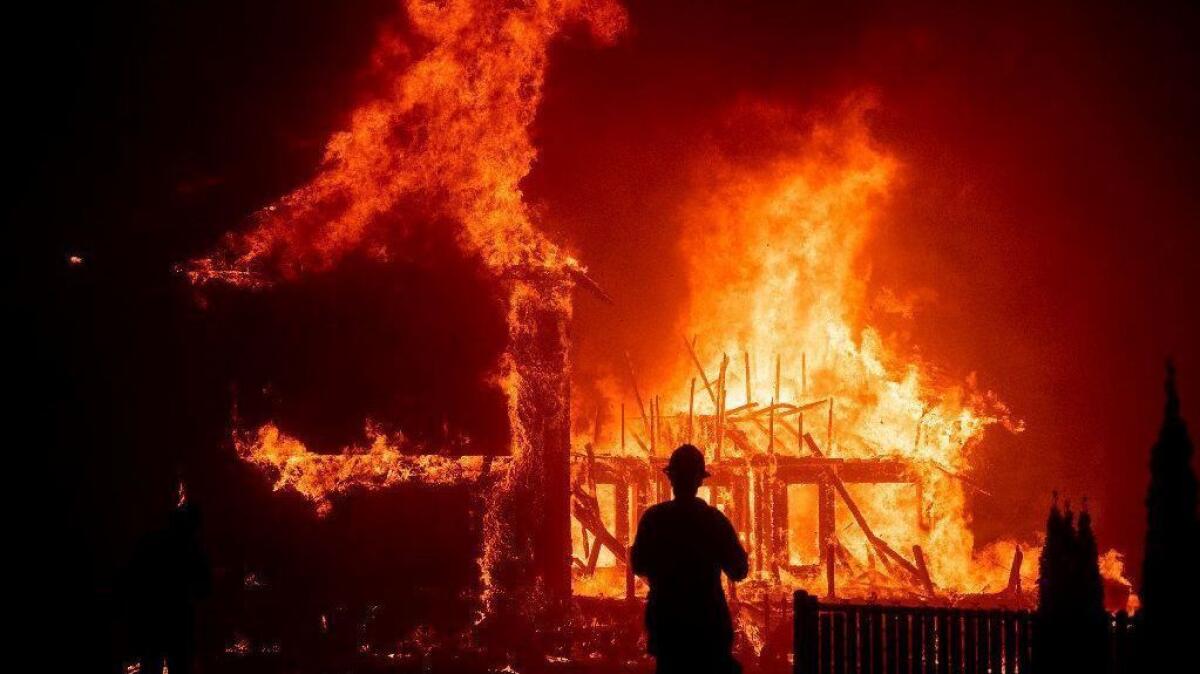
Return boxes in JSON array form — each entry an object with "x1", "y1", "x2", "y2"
[
  {"x1": 567, "y1": 101, "x2": 1039, "y2": 612},
  {"x1": 569, "y1": 349, "x2": 1025, "y2": 607}
]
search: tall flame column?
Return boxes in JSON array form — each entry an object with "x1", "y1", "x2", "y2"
[{"x1": 481, "y1": 273, "x2": 573, "y2": 641}]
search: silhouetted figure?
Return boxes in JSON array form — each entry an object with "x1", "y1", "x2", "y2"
[
  {"x1": 1140, "y1": 362, "x2": 1200, "y2": 671},
  {"x1": 126, "y1": 503, "x2": 211, "y2": 674},
  {"x1": 632, "y1": 444, "x2": 748, "y2": 674}
]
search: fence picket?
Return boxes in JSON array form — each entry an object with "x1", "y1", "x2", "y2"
[
  {"x1": 871, "y1": 606, "x2": 884, "y2": 674},
  {"x1": 988, "y1": 610, "x2": 1003, "y2": 674},
  {"x1": 923, "y1": 608, "x2": 936, "y2": 674},
  {"x1": 791, "y1": 591, "x2": 1136, "y2": 674},
  {"x1": 1003, "y1": 609, "x2": 1017, "y2": 674},
  {"x1": 847, "y1": 607, "x2": 860, "y2": 674},
  {"x1": 936, "y1": 608, "x2": 950, "y2": 674},
  {"x1": 963, "y1": 611, "x2": 977, "y2": 674}
]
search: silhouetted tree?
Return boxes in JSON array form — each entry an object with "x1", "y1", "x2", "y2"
[
  {"x1": 1076, "y1": 501, "x2": 1108, "y2": 673},
  {"x1": 1139, "y1": 362, "x2": 1200, "y2": 669},
  {"x1": 1076, "y1": 504, "x2": 1105, "y2": 615},
  {"x1": 1037, "y1": 494, "x2": 1072, "y2": 672},
  {"x1": 1062, "y1": 501, "x2": 1080, "y2": 613},
  {"x1": 1037, "y1": 494, "x2": 1067, "y2": 621},
  {"x1": 1037, "y1": 494, "x2": 1109, "y2": 673}
]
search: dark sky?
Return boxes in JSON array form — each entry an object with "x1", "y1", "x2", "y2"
[{"x1": 21, "y1": 0, "x2": 1199, "y2": 620}]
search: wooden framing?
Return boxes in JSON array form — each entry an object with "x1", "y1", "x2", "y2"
[{"x1": 569, "y1": 341, "x2": 940, "y2": 600}]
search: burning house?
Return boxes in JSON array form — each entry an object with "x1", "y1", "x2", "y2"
[
  {"x1": 174, "y1": 0, "x2": 1142, "y2": 665},
  {"x1": 184, "y1": 0, "x2": 629, "y2": 633},
  {"x1": 560, "y1": 98, "x2": 1044, "y2": 617}
]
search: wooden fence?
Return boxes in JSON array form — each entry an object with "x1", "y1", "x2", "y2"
[{"x1": 792, "y1": 591, "x2": 1138, "y2": 674}]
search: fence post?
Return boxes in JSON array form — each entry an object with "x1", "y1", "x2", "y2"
[
  {"x1": 846, "y1": 606, "x2": 860, "y2": 674},
  {"x1": 936, "y1": 607, "x2": 950, "y2": 674},
  {"x1": 912, "y1": 608, "x2": 925, "y2": 673},
  {"x1": 834, "y1": 611, "x2": 847, "y2": 674},
  {"x1": 795, "y1": 590, "x2": 819, "y2": 674},
  {"x1": 1018, "y1": 611, "x2": 1033, "y2": 674},
  {"x1": 987, "y1": 610, "x2": 1003, "y2": 674},
  {"x1": 889, "y1": 608, "x2": 902, "y2": 674},
  {"x1": 870, "y1": 605, "x2": 884, "y2": 674},
  {"x1": 948, "y1": 609, "x2": 961, "y2": 674},
  {"x1": 923, "y1": 607, "x2": 937, "y2": 674},
  {"x1": 913, "y1": 608, "x2": 927, "y2": 673},
  {"x1": 963, "y1": 610, "x2": 977, "y2": 674},
  {"x1": 1003, "y1": 610, "x2": 1017, "y2": 674}
]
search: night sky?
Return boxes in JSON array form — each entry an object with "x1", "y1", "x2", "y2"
[{"x1": 20, "y1": 0, "x2": 1199, "y2": 655}]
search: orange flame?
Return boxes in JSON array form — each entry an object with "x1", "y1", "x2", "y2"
[
  {"x1": 183, "y1": 0, "x2": 1136, "y2": 616},
  {"x1": 189, "y1": 0, "x2": 628, "y2": 624},
  {"x1": 571, "y1": 96, "x2": 1137, "y2": 608},
  {"x1": 191, "y1": 0, "x2": 626, "y2": 495},
  {"x1": 235, "y1": 422, "x2": 500, "y2": 516},
  {"x1": 189, "y1": 0, "x2": 625, "y2": 286},
  {"x1": 679, "y1": 97, "x2": 1016, "y2": 595}
]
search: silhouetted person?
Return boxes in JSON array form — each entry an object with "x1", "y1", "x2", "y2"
[
  {"x1": 632, "y1": 444, "x2": 748, "y2": 674},
  {"x1": 126, "y1": 503, "x2": 211, "y2": 674}
]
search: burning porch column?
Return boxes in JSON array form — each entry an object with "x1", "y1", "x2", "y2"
[
  {"x1": 482, "y1": 272, "x2": 574, "y2": 629},
  {"x1": 511, "y1": 275, "x2": 574, "y2": 603}
]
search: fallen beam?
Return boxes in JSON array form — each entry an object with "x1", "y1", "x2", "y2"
[
  {"x1": 572, "y1": 485, "x2": 627, "y2": 565},
  {"x1": 803, "y1": 433, "x2": 927, "y2": 590},
  {"x1": 912, "y1": 545, "x2": 937, "y2": 596},
  {"x1": 683, "y1": 336, "x2": 718, "y2": 406},
  {"x1": 624, "y1": 351, "x2": 652, "y2": 448}
]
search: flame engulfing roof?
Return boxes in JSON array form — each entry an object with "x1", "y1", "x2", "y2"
[{"x1": 187, "y1": 0, "x2": 627, "y2": 288}]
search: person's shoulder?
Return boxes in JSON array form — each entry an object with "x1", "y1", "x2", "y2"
[
  {"x1": 705, "y1": 502, "x2": 735, "y2": 526},
  {"x1": 634, "y1": 503, "x2": 667, "y2": 537},
  {"x1": 643, "y1": 501, "x2": 671, "y2": 519}
]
